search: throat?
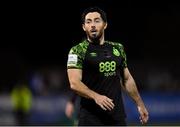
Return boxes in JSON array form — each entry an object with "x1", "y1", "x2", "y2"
[{"x1": 88, "y1": 39, "x2": 104, "y2": 45}]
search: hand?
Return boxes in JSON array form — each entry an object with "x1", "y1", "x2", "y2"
[
  {"x1": 137, "y1": 105, "x2": 149, "y2": 124},
  {"x1": 94, "y1": 94, "x2": 114, "y2": 111},
  {"x1": 65, "y1": 101, "x2": 74, "y2": 118}
]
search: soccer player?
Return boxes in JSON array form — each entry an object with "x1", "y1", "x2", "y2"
[{"x1": 67, "y1": 6, "x2": 149, "y2": 126}]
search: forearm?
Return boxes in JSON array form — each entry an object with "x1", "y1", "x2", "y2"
[
  {"x1": 70, "y1": 80, "x2": 99, "y2": 100},
  {"x1": 123, "y1": 68, "x2": 149, "y2": 124},
  {"x1": 124, "y1": 75, "x2": 145, "y2": 107}
]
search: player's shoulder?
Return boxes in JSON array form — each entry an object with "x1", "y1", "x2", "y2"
[
  {"x1": 69, "y1": 40, "x2": 89, "y2": 54},
  {"x1": 71, "y1": 40, "x2": 89, "y2": 48},
  {"x1": 105, "y1": 40, "x2": 124, "y2": 48}
]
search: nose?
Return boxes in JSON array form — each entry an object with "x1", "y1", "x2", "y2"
[
  {"x1": 91, "y1": 25, "x2": 95, "y2": 29},
  {"x1": 90, "y1": 21, "x2": 96, "y2": 27}
]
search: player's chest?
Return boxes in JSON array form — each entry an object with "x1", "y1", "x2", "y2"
[{"x1": 83, "y1": 44, "x2": 123, "y2": 69}]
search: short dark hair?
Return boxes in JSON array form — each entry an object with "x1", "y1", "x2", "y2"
[{"x1": 81, "y1": 6, "x2": 107, "y2": 24}]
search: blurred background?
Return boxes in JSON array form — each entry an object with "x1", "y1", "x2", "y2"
[{"x1": 1, "y1": 0, "x2": 180, "y2": 126}]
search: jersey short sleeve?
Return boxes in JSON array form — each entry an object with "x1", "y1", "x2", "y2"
[
  {"x1": 117, "y1": 43, "x2": 127, "y2": 68},
  {"x1": 67, "y1": 41, "x2": 88, "y2": 69}
]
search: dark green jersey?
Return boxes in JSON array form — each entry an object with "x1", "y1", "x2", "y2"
[{"x1": 67, "y1": 39, "x2": 127, "y2": 119}]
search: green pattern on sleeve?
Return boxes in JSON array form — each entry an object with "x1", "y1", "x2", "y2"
[
  {"x1": 67, "y1": 40, "x2": 89, "y2": 69},
  {"x1": 118, "y1": 43, "x2": 127, "y2": 68}
]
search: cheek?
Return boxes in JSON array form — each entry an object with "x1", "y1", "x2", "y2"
[
  {"x1": 83, "y1": 26, "x2": 91, "y2": 31},
  {"x1": 97, "y1": 24, "x2": 106, "y2": 30}
]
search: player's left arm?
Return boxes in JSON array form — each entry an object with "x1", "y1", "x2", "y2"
[{"x1": 122, "y1": 67, "x2": 149, "y2": 124}]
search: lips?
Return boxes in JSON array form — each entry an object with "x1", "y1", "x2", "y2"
[
  {"x1": 90, "y1": 30, "x2": 97, "y2": 35},
  {"x1": 91, "y1": 31, "x2": 97, "y2": 34},
  {"x1": 90, "y1": 29, "x2": 97, "y2": 32}
]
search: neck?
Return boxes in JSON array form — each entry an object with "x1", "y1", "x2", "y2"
[{"x1": 99, "y1": 36, "x2": 105, "y2": 45}]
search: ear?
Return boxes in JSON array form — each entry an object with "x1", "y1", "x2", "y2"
[
  {"x1": 82, "y1": 24, "x2": 86, "y2": 31},
  {"x1": 104, "y1": 23, "x2": 107, "y2": 30}
]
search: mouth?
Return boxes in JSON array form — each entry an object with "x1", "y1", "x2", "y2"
[
  {"x1": 90, "y1": 30, "x2": 97, "y2": 35},
  {"x1": 90, "y1": 29, "x2": 97, "y2": 32}
]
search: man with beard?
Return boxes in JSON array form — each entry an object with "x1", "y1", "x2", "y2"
[{"x1": 67, "y1": 6, "x2": 149, "y2": 126}]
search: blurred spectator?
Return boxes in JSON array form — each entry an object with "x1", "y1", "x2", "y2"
[
  {"x1": 11, "y1": 80, "x2": 32, "y2": 125},
  {"x1": 64, "y1": 92, "x2": 80, "y2": 126},
  {"x1": 65, "y1": 92, "x2": 77, "y2": 119},
  {"x1": 29, "y1": 71, "x2": 46, "y2": 96},
  {"x1": 65, "y1": 101, "x2": 74, "y2": 119},
  {"x1": 29, "y1": 67, "x2": 66, "y2": 96}
]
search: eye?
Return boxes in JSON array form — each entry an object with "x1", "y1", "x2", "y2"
[
  {"x1": 95, "y1": 19, "x2": 102, "y2": 23},
  {"x1": 85, "y1": 20, "x2": 91, "y2": 24}
]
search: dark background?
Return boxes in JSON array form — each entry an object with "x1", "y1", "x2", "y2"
[
  {"x1": 0, "y1": 1, "x2": 180, "y2": 125},
  {"x1": 1, "y1": 0, "x2": 180, "y2": 92}
]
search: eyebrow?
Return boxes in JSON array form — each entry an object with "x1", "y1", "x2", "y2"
[{"x1": 85, "y1": 17, "x2": 101, "y2": 21}]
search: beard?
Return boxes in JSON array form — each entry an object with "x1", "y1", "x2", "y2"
[{"x1": 87, "y1": 30, "x2": 103, "y2": 45}]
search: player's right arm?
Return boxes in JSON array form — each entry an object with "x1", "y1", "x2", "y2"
[
  {"x1": 67, "y1": 68, "x2": 114, "y2": 111},
  {"x1": 67, "y1": 68, "x2": 97, "y2": 100}
]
